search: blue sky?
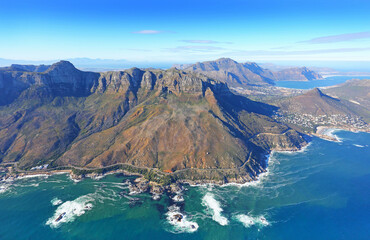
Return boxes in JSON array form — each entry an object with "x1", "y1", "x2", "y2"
[{"x1": 1, "y1": 0, "x2": 370, "y2": 66}]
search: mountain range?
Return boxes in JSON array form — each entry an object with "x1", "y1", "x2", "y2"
[
  {"x1": 174, "y1": 58, "x2": 323, "y2": 87},
  {"x1": 0, "y1": 61, "x2": 307, "y2": 183}
]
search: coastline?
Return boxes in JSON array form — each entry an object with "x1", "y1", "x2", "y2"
[
  {"x1": 0, "y1": 141, "x2": 312, "y2": 188},
  {"x1": 314, "y1": 126, "x2": 369, "y2": 142},
  {"x1": 6, "y1": 126, "x2": 366, "y2": 188}
]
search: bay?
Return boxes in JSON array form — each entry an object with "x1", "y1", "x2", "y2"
[{"x1": 275, "y1": 76, "x2": 370, "y2": 89}]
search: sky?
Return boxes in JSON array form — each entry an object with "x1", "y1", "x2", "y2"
[{"x1": 1, "y1": 0, "x2": 370, "y2": 68}]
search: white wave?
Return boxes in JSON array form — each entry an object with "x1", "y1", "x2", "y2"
[
  {"x1": 202, "y1": 193, "x2": 228, "y2": 226},
  {"x1": 152, "y1": 194, "x2": 161, "y2": 201},
  {"x1": 166, "y1": 205, "x2": 199, "y2": 233},
  {"x1": 69, "y1": 176, "x2": 82, "y2": 183},
  {"x1": 51, "y1": 197, "x2": 63, "y2": 206},
  {"x1": 321, "y1": 129, "x2": 343, "y2": 142},
  {"x1": 172, "y1": 194, "x2": 184, "y2": 202},
  {"x1": 93, "y1": 188, "x2": 119, "y2": 203},
  {"x1": 90, "y1": 175, "x2": 105, "y2": 180},
  {"x1": 0, "y1": 184, "x2": 9, "y2": 194},
  {"x1": 353, "y1": 144, "x2": 364, "y2": 148},
  {"x1": 221, "y1": 153, "x2": 279, "y2": 188},
  {"x1": 235, "y1": 214, "x2": 270, "y2": 228},
  {"x1": 277, "y1": 142, "x2": 312, "y2": 155},
  {"x1": 46, "y1": 195, "x2": 94, "y2": 228},
  {"x1": 17, "y1": 174, "x2": 49, "y2": 180}
]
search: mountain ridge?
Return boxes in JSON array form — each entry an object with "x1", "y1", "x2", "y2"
[
  {"x1": 175, "y1": 58, "x2": 323, "y2": 87},
  {"x1": 0, "y1": 61, "x2": 307, "y2": 184}
]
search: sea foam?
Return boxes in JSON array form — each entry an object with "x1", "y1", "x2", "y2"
[
  {"x1": 51, "y1": 197, "x2": 63, "y2": 206},
  {"x1": 166, "y1": 205, "x2": 199, "y2": 233},
  {"x1": 322, "y1": 129, "x2": 343, "y2": 142},
  {"x1": 353, "y1": 144, "x2": 364, "y2": 148},
  {"x1": 202, "y1": 193, "x2": 228, "y2": 226},
  {"x1": 235, "y1": 214, "x2": 270, "y2": 228},
  {"x1": 46, "y1": 195, "x2": 94, "y2": 228},
  {"x1": 0, "y1": 184, "x2": 9, "y2": 194}
]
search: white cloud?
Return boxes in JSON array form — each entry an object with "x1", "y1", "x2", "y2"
[
  {"x1": 164, "y1": 45, "x2": 225, "y2": 52},
  {"x1": 132, "y1": 30, "x2": 165, "y2": 34},
  {"x1": 181, "y1": 40, "x2": 218, "y2": 44},
  {"x1": 225, "y1": 47, "x2": 370, "y2": 56},
  {"x1": 181, "y1": 40, "x2": 233, "y2": 44},
  {"x1": 299, "y1": 31, "x2": 370, "y2": 44}
]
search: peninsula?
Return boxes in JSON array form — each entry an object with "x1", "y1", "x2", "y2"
[{"x1": 0, "y1": 61, "x2": 308, "y2": 185}]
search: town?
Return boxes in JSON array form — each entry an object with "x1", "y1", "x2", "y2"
[{"x1": 272, "y1": 110, "x2": 369, "y2": 132}]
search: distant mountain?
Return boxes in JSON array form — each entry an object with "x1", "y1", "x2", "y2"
[
  {"x1": 0, "y1": 61, "x2": 307, "y2": 183},
  {"x1": 177, "y1": 58, "x2": 322, "y2": 87},
  {"x1": 276, "y1": 88, "x2": 370, "y2": 121},
  {"x1": 323, "y1": 79, "x2": 370, "y2": 111},
  {"x1": 260, "y1": 62, "x2": 370, "y2": 77},
  {"x1": 0, "y1": 64, "x2": 50, "y2": 72},
  {"x1": 0, "y1": 61, "x2": 99, "y2": 105},
  {"x1": 273, "y1": 67, "x2": 323, "y2": 81},
  {"x1": 259, "y1": 63, "x2": 335, "y2": 75},
  {"x1": 181, "y1": 58, "x2": 275, "y2": 86},
  {"x1": 0, "y1": 58, "x2": 172, "y2": 72},
  {"x1": 172, "y1": 63, "x2": 192, "y2": 70},
  {"x1": 0, "y1": 58, "x2": 128, "y2": 69}
]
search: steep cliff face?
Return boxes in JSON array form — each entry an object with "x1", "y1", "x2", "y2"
[
  {"x1": 42, "y1": 61, "x2": 99, "y2": 96},
  {"x1": 0, "y1": 61, "x2": 307, "y2": 183},
  {"x1": 0, "y1": 61, "x2": 100, "y2": 105}
]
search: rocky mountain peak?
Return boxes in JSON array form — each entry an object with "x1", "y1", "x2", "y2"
[
  {"x1": 214, "y1": 58, "x2": 238, "y2": 64},
  {"x1": 305, "y1": 88, "x2": 324, "y2": 97},
  {"x1": 46, "y1": 60, "x2": 79, "y2": 74}
]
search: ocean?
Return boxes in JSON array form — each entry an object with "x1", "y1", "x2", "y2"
[
  {"x1": 0, "y1": 130, "x2": 369, "y2": 240},
  {"x1": 275, "y1": 76, "x2": 370, "y2": 89}
]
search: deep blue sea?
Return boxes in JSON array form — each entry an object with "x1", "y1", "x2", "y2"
[
  {"x1": 0, "y1": 130, "x2": 369, "y2": 240},
  {"x1": 275, "y1": 76, "x2": 370, "y2": 89}
]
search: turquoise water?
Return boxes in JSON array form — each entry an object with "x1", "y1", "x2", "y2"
[
  {"x1": 275, "y1": 76, "x2": 370, "y2": 89},
  {"x1": 0, "y1": 130, "x2": 369, "y2": 240}
]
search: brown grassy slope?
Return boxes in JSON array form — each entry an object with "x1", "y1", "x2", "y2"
[
  {"x1": 276, "y1": 88, "x2": 365, "y2": 116},
  {"x1": 0, "y1": 63, "x2": 307, "y2": 181},
  {"x1": 323, "y1": 79, "x2": 370, "y2": 111}
]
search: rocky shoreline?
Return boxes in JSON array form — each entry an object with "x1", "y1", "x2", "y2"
[
  {"x1": 0, "y1": 140, "x2": 311, "y2": 194},
  {"x1": 0, "y1": 134, "x2": 316, "y2": 191},
  {"x1": 0, "y1": 168, "x2": 186, "y2": 201}
]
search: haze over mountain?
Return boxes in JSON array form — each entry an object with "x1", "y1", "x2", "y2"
[
  {"x1": 276, "y1": 88, "x2": 370, "y2": 121},
  {"x1": 0, "y1": 58, "x2": 172, "y2": 72},
  {"x1": 273, "y1": 67, "x2": 322, "y2": 81},
  {"x1": 0, "y1": 61, "x2": 307, "y2": 183},
  {"x1": 323, "y1": 79, "x2": 370, "y2": 110},
  {"x1": 175, "y1": 58, "x2": 322, "y2": 87}
]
